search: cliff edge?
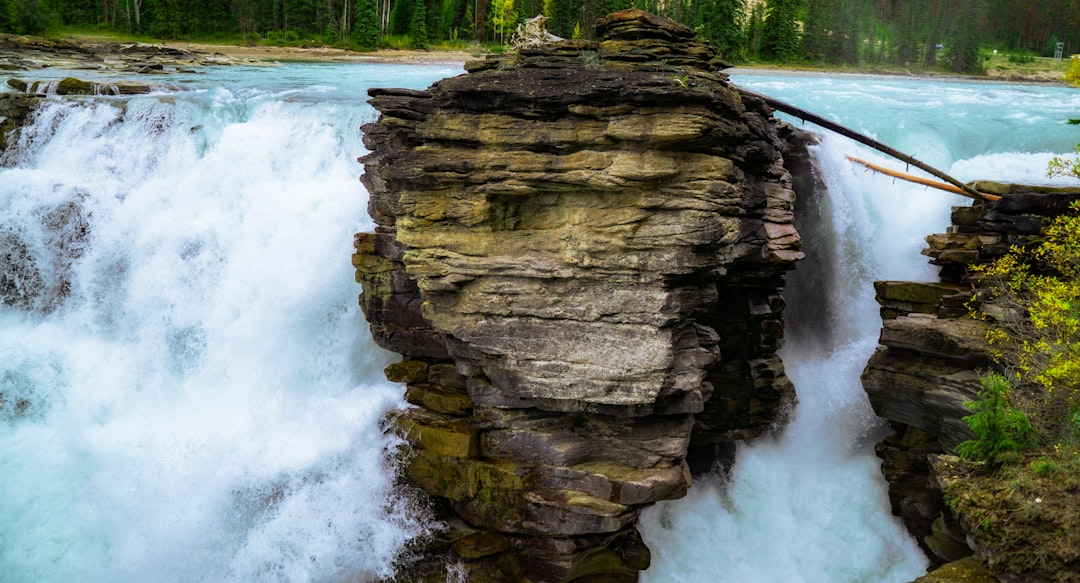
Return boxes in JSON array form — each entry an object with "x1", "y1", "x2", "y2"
[{"x1": 864, "y1": 183, "x2": 1080, "y2": 582}]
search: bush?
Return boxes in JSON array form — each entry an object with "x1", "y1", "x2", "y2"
[
  {"x1": 956, "y1": 372, "x2": 1033, "y2": 464},
  {"x1": 973, "y1": 200, "x2": 1080, "y2": 442},
  {"x1": 378, "y1": 34, "x2": 413, "y2": 50},
  {"x1": 1067, "y1": 56, "x2": 1080, "y2": 88}
]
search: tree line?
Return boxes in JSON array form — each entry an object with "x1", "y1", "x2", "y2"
[{"x1": 3, "y1": 0, "x2": 1079, "y2": 71}]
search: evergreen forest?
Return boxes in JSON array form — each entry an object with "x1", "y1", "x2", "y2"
[{"x1": 2, "y1": 0, "x2": 1079, "y2": 73}]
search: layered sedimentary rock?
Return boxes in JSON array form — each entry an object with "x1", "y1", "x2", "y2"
[
  {"x1": 862, "y1": 182, "x2": 1080, "y2": 577},
  {"x1": 0, "y1": 92, "x2": 38, "y2": 155},
  {"x1": 354, "y1": 10, "x2": 803, "y2": 581}
]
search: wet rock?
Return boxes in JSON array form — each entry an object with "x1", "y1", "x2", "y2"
[
  {"x1": 913, "y1": 556, "x2": 997, "y2": 583},
  {"x1": 0, "y1": 199, "x2": 90, "y2": 313},
  {"x1": 864, "y1": 187, "x2": 1080, "y2": 574},
  {"x1": 357, "y1": 9, "x2": 803, "y2": 581},
  {"x1": 0, "y1": 92, "x2": 41, "y2": 155}
]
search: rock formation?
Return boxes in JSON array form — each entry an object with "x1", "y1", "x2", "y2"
[
  {"x1": 862, "y1": 182, "x2": 1080, "y2": 580},
  {"x1": 0, "y1": 91, "x2": 37, "y2": 154},
  {"x1": 0, "y1": 32, "x2": 245, "y2": 72},
  {"x1": 354, "y1": 10, "x2": 804, "y2": 581}
]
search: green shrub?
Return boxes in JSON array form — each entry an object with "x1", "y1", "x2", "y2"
[
  {"x1": 379, "y1": 34, "x2": 414, "y2": 50},
  {"x1": 956, "y1": 372, "x2": 1033, "y2": 464},
  {"x1": 1031, "y1": 456, "x2": 1059, "y2": 477},
  {"x1": 1067, "y1": 56, "x2": 1080, "y2": 87}
]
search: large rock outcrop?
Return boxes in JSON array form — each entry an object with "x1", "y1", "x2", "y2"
[
  {"x1": 354, "y1": 10, "x2": 803, "y2": 581},
  {"x1": 862, "y1": 182, "x2": 1080, "y2": 579}
]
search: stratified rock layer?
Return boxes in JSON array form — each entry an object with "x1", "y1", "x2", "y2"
[
  {"x1": 862, "y1": 182, "x2": 1080, "y2": 578},
  {"x1": 355, "y1": 10, "x2": 802, "y2": 581}
]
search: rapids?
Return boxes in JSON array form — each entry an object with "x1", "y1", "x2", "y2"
[
  {"x1": 0, "y1": 63, "x2": 459, "y2": 583},
  {"x1": 2, "y1": 63, "x2": 1080, "y2": 582}
]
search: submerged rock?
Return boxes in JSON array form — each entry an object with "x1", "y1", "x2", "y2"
[
  {"x1": 7, "y1": 76, "x2": 166, "y2": 96},
  {"x1": 0, "y1": 198, "x2": 91, "y2": 313},
  {"x1": 355, "y1": 9, "x2": 804, "y2": 581}
]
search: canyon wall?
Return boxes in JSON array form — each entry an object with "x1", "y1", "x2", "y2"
[
  {"x1": 354, "y1": 10, "x2": 804, "y2": 581},
  {"x1": 863, "y1": 183, "x2": 1080, "y2": 582}
]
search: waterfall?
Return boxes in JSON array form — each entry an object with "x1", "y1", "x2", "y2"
[
  {"x1": 0, "y1": 77, "x2": 444, "y2": 582},
  {"x1": 639, "y1": 73, "x2": 1080, "y2": 582},
  {"x1": 639, "y1": 133, "x2": 943, "y2": 583}
]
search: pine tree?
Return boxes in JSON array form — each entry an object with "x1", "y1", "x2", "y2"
[
  {"x1": 354, "y1": 0, "x2": 379, "y2": 49},
  {"x1": 800, "y1": 0, "x2": 832, "y2": 62},
  {"x1": 761, "y1": 0, "x2": 799, "y2": 61},
  {"x1": 745, "y1": 0, "x2": 764, "y2": 59},
  {"x1": 409, "y1": 0, "x2": 428, "y2": 48},
  {"x1": 893, "y1": 0, "x2": 920, "y2": 66},
  {"x1": 701, "y1": 0, "x2": 746, "y2": 61},
  {"x1": 0, "y1": 0, "x2": 15, "y2": 33},
  {"x1": 944, "y1": 0, "x2": 985, "y2": 73}
]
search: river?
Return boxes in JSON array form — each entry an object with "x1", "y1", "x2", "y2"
[{"x1": 1, "y1": 63, "x2": 1078, "y2": 582}]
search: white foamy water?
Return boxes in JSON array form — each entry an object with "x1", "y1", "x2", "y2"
[
  {"x1": 0, "y1": 63, "x2": 459, "y2": 582},
  {"x1": 640, "y1": 74, "x2": 1080, "y2": 582}
]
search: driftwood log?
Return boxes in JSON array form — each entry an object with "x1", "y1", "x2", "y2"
[{"x1": 739, "y1": 87, "x2": 996, "y2": 203}]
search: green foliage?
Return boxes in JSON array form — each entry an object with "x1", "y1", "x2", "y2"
[
  {"x1": 1048, "y1": 144, "x2": 1080, "y2": 180},
  {"x1": 760, "y1": 0, "x2": 799, "y2": 61},
  {"x1": 744, "y1": 0, "x2": 763, "y2": 59},
  {"x1": 1007, "y1": 52, "x2": 1035, "y2": 64},
  {"x1": 802, "y1": 0, "x2": 860, "y2": 64},
  {"x1": 0, "y1": 0, "x2": 1071, "y2": 70},
  {"x1": 354, "y1": 0, "x2": 379, "y2": 49},
  {"x1": 1031, "y1": 456, "x2": 1059, "y2": 477},
  {"x1": 0, "y1": 0, "x2": 16, "y2": 33},
  {"x1": 378, "y1": 33, "x2": 414, "y2": 49},
  {"x1": 489, "y1": 0, "x2": 516, "y2": 44},
  {"x1": 956, "y1": 372, "x2": 1033, "y2": 464},
  {"x1": 1066, "y1": 56, "x2": 1080, "y2": 88},
  {"x1": 13, "y1": 0, "x2": 54, "y2": 35},
  {"x1": 697, "y1": 0, "x2": 744, "y2": 61},
  {"x1": 974, "y1": 200, "x2": 1080, "y2": 445},
  {"x1": 389, "y1": 0, "x2": 413, "y2": 36},
  {"x1": 943, "y1": 0, "x2": 986, "y2": 73},
  {"x1": 409, "y1": 0, "x2": 428, "y2": 48}
]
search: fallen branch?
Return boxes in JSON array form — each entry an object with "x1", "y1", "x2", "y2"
[
  {"x1": 738, "y1": 87, "x2": 997, "y2": 203},
  {"x1": 846, "y1": 156, "x2": 1001, "y2": 202}
]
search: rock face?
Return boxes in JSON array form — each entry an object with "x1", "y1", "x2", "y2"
[
  {"x1": 354, "y1": 10, "x2": 803, "y2": 581},
  {"x1": 0, "y1": 92, "x2": 38, "y2": 155},
  {"x1": 862, "y1": 182, "x2": 1080, "y2": 574}
]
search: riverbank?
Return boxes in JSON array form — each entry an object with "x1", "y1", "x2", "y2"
[
  {"x1": 157, "y1": 40, "x2": 472, "y2": 66},
  {"x1": 3, "y1": 32, "x2": 1071, "y2": 85},
  {"x1": 0, "y1": 32, "x2": 472, "y2": 72},
  {"x1": 731, "y1": 59, "x2": 1068, "y2": 84}
]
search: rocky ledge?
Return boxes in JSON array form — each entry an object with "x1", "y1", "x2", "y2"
[
  {"x1": 354, "y1": 10, "x2": 805, "y2": 581},
  {"x1": 862, "y1": 182, "x2": 1080, "y2": 581},
  {"x1": 0, "y1": 32, "x2": 247, "y2": 72}
]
